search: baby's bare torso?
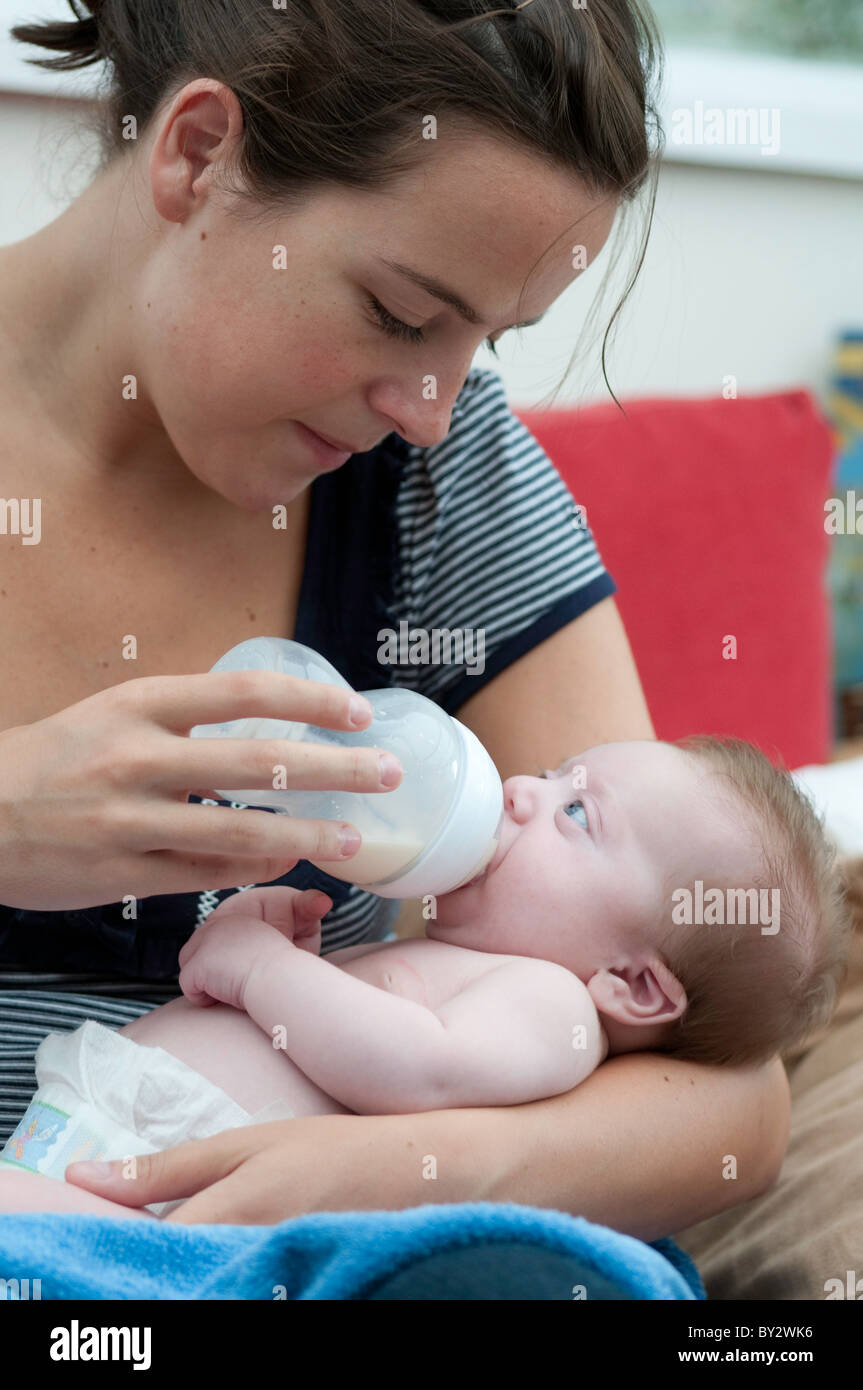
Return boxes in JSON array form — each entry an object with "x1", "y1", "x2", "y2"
[{"x1": 123, "y1": 937, "x2": 522, "y2": 1118}]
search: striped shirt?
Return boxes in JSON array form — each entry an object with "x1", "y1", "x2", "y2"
[{"x1": 0, "y1": 364, "x2": 616, "y2": 1143}]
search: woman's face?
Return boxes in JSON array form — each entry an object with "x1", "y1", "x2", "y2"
[{"x1": 132, "y1": 82, "x2": 618, "y2": 510}]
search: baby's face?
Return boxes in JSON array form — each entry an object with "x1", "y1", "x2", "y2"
[{"x1": 430, "y1": 740, "x2": 758, "y2": 981}]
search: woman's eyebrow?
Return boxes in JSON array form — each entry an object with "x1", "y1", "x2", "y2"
[{"x1": 376, "y1": 257, "x2": 547, "y2": 331}]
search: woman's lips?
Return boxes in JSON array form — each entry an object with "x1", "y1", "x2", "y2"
[{"x1": 292, "y1": 421, "x2": 354, "y2": 470}]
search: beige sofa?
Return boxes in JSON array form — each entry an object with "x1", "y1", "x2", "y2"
[{"x1": 678, "y1": 855, "x2": 863, "y2": 1300}]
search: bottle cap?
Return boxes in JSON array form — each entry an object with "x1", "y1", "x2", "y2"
[{"x1": 364, "y1": 718, "x2": 504, "y2": 898}]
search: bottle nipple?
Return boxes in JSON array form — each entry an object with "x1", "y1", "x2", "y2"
[{"x1": 449, "y1": 816, "x2": 502, "y2": 890}]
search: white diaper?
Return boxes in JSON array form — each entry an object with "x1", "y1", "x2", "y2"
[{"x1": 0, "y1": 1020, "x2": 295, "y2": 1218}]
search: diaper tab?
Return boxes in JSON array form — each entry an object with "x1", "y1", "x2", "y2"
[
  {"x1": 0, "y1": 1099, "x2": 110, "y2": 1178},
  {"x1": 1, "y1": 1020, "x2": 297, "y2": 1219}
]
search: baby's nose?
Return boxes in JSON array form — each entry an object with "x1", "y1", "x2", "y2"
[{"x1": 502, "y1": 775, "x2": 541, "y2": 822}]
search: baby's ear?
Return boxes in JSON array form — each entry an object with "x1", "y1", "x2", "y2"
[{"x1": 587, "y1": 958, "x2": 686, "y2": 1028}]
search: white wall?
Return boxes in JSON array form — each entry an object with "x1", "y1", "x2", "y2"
[
  {"x1": 1, "y1": 87, "x2": 861, "y2": 412},
  {"x1": 513, "y1": 156, "x2": 863, "y2": 410}
]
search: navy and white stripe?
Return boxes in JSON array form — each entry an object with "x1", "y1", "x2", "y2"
[
  {"x1": 0, "y1": 365, "x2": 615, "y2": 1144},
  {"x1": 390, "y1": 367, "x2": 615, "y2": 712}
]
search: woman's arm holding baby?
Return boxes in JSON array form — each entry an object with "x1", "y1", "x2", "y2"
[
  {"x1": 84, "y1": 886, "x2": 787, "y2": 1233},
  {"x1": 67, "y1": 1045, "x2": 789, "y2": 1235},
  {"x1": 479, "y1": 1050, "x2": 790, "y2": 1239}
]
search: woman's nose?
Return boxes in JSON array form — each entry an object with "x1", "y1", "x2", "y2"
[
  {"x1": 381, "y1": 366, "x2": 476, "y2": 449},
  {"x1": 398, "y1": 393, "x2": 460, "y2": 449}
]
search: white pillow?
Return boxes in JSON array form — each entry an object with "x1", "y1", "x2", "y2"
[{"x1": 792, "y1": 756, "x2": 863, "y2": 858}]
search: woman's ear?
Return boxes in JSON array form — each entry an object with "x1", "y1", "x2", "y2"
[
  {"x1": 149, "y1": 78, "x2": 244, "y2": 224},
  {"x1": 586, "y1": 955, "x2": 687, "y2": 1028}
]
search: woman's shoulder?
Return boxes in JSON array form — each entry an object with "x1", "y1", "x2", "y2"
[{"x1": 450, "y1": 362, "x2": 510, "y2": 419}]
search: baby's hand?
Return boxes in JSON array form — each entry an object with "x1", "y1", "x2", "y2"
[
  {"x1": 178, "y1": 886, "x2": 332, "y2": 1011},
  {"x1": 199, "y1": 886, "x2": 331, "y2": 955}
]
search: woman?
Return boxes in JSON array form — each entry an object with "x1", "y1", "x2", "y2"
[{"x1": 0, "y1": 0, "x2": 788, "y2": 1255}]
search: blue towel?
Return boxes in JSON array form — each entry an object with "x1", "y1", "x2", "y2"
[{"x1": 0, "y1": 1201, "x2": 704, "y2": 1300}]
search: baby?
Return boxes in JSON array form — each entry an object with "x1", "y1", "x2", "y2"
[{"x1": 0, "y1": 734, "x2": 852, "y2": 1217}]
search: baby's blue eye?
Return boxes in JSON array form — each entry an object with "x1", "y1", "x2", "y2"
[{"x1": 564, "y1": 799, "x2": 589, "y2": 831}]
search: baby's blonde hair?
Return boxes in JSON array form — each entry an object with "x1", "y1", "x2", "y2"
[{"x1": 655, "y1": 735, "x2": 853, "y2": 1068}]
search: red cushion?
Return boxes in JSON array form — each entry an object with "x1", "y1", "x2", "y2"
[{"x1": 516, "y1": 392, "x2": 837, "y2": 770}]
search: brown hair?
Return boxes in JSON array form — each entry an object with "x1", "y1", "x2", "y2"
[
  {"x1": 11, "y1": 0, "x2": 664, "y2": 403},
  {"x1": 656, "y1": 735, "x2": 853, "y2": 1068}
]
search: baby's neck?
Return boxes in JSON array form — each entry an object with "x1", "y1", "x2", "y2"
[{"x1": 600, "y1": 1013, "x2": 672, "y2": 1058}]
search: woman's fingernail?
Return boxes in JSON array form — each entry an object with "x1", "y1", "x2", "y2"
[
  {"x1": 379, "y1": 753, "x2": 401, "y2": 787},
  {"x1": 348, "y1": 695, "x2": 373, "y2": 727},
  {"x1": 338, "y1": 826, "x2": 362, "y2": 857},
  {"x1": 66, "y1": 1160, "x2": 115, "y2": 1180}
]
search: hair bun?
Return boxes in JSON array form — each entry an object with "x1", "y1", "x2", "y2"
[{"x1": 10, "y1": 0, "x2": 105, "y2": 73}]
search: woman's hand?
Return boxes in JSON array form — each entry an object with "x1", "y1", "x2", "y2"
[
  {"x1": 65, "y1": 1108, "x2": 495, "y2": 1226},
  {"x1": 178, "y1": 886, "x2": 331, "y2": 1009},
  {"x1": 0, "y1": 672, "x2": 401, "y2": 909}
]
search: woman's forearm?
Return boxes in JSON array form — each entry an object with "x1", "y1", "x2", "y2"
[
  {"x1": 389, "y1": 1050, "x2": 790, "y2": 1243},
  {"x1": 64, "y1": 1051, "x2": 789, "y2": 1230}
]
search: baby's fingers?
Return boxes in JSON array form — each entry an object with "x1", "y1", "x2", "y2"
[
  {"x1": 289, "y1": 891, "x2": 331, "y2": 939},
  {"x1": 296, "y1": 889, "x2": 332, "y2": 919},
  {"x1": 178, "y1": 968, "x2": 218, "y2": 1008}
]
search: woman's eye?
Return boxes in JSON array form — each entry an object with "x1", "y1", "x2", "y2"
[
  {"x1": 365, "y1": 294, "x2": 426, "y2": 345},
  {"x1": 563, "y1": 799, "x2": 589, "y2": 832},
  {"x1": 365, "y1": 292, "x2": 501, "y2": 355}
]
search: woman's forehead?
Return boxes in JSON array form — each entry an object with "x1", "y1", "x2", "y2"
[{"x1": 340, "y1": 143, "x2": 617, "y2": 317}]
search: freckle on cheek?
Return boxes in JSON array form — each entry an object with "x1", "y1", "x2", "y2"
[{"x1": 296, "y1": 353, "x2": 347, "y2": 390}]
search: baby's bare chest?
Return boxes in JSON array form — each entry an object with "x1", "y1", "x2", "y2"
[{"x1": 331, "y1": 939, "x2": 520, "y2": 1010}]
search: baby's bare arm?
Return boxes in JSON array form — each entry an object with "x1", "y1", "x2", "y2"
[
  {"x1": 430, "y1": 960, "x2": 607, "y2": 1107},
  {"x1": 241, "y1": 945, "x2": 605, "y2": 1113}
]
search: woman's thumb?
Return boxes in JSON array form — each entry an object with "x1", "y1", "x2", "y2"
[{"x1": 65, "y1": 1133, "x2": 240, "y2": 1208}]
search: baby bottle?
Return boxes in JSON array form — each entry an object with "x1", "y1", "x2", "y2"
[{"x1": 189, "y1": 636, "x2": 504, "y2": 898}]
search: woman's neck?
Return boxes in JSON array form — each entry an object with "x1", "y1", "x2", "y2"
[{"x1": 0, "y1": 159, "x2": 197, "y2": 498}]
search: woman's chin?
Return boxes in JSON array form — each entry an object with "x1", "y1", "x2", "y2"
[
  {"x1": 180, "y1": 445, "x2": 310, "y2": 513},
  {"x1": 210, "y1": 473, "x2": 305, "y2": 513}
]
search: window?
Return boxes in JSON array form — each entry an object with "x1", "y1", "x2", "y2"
[
  {"x1": 650, "y1": 0, "x2": 863, "y2": 61},
  {"x1": 651, "y1": 0, "x2": 863, "y2": 178}
]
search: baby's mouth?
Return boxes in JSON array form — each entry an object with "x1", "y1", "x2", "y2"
[{"x1": 465, "y1": 834, "x2": 510, "y2": 887}]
